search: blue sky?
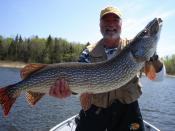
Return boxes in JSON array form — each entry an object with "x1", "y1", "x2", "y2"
[{"x1": 0, "y1": 0, "x2": 174, "y2": 57}]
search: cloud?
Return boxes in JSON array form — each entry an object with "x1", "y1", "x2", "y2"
[
  {"x1": 158, "y1": 10, "x2": 175, "y2": 19},
  {"x1": 121, "y1": 9, "x2": 175, "y2": 38},
  {"x1": 120, "y1": 5, "x2": 175, "y2": 57}
]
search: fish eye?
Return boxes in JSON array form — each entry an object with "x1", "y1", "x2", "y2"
[
  {"x1": 143, "y1": 29, "x2": 149, "y2": 34},
  {"x1": 136, "y1": 29, "x2": 149, "y2": 39},
  {"x1": 139, "y1": 30, "x2": 147, "y2": 37}
]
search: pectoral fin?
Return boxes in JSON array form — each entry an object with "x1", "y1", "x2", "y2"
[
  {"x1": 144, "y1": 62, "x2": 156, "y2": 80},
  {"x1": 21, "y1": 63, "x2": 48, "y2": 79},
  {"x1": 26, "y1": 91, "x2": 45, "y2": 106}
]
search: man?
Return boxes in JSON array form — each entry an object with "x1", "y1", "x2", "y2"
[{"x1": 49, "y1": 6, "x2": 165, "y2": 131}]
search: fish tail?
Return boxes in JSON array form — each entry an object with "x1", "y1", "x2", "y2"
[{"x1": 0, "y1": 85, "x2": 19, "y2": 117}]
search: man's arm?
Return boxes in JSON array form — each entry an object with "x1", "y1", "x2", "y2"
[
  {"x1": 77, "y1": 49, "x2": 93, "y2": 111},
  {"x1": 78, "y1": 48, "x2": 90, "y2": 63}
]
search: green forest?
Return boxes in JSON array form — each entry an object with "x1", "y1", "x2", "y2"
[
  {"x1": 0, "y1": 35, "x2": 174, "y2": 75},
  {"x1": 0, "y1": 35, "x2": 86, "y2": 63},
  {"x1": 163, "y1": 55, "x2": 175, "y2": 75}
]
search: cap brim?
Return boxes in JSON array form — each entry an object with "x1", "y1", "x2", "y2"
[{"x1": 100, "y1": 12, "x2": 121, "y2": 19}]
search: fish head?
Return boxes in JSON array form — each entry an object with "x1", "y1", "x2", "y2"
[{"x1": 131, "y1": 18, "x2": 163, "y2": 62}]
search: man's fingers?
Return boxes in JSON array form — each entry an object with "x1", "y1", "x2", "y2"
[
  {"x1": 55, "y1": 88, "x2": 63, "y2": 98},
  {"x1": 49, "y1": 81, "x2": 63, "y2": 98},
  {"x1": 64, "y1": 80, "x2": 69, "y2": 90},
  {"x1": 80, "y1": 93, "x2": 92, "y2": 111},
  {"x1": 55, "y1": 81, "x2": 63, "y2": 98},
  {"x1": 60, "y1": 79, "x2": 65, "y2": 93},
  {"x1": 64, "y1": 81, "x2": 71, "y2": 95},
  {"x1": 65, "y1": 81, "x2": 71, "y2": 97},
  {"x1": 49, "y1": 78, "x2": 71, "y2": 99}
]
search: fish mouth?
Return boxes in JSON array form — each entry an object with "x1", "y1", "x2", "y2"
[
  {"x1": 157, "y1": 18, "x2": 163, "y2": 26},
  {"x1": 145, "y1": 18, "x2": 163, "y2": 35}
]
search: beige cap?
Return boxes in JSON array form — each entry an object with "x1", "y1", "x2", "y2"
[{"x1": 100, "y1": 6, "x2": 122, "y2": 19}]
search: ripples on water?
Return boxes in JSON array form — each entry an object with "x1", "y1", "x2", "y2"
[
  {"x1": 140, "y1": 76, "x2": 175, "y2": 131},
  {"x1": 0, "y1": 67, "x2": 175, "y2": 131}
]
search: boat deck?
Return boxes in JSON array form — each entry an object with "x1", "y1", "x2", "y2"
[{"x1": 50, "y1": 115, "x2": 160, "y2": 131}]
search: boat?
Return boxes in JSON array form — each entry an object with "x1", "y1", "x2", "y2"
[{"x1": 50, "y1": 114, "x2": 160, "y2": 131}]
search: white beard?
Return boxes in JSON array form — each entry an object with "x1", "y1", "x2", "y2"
[{"x1": 102, "y1": 30, "x2": 121, "y2": 39}]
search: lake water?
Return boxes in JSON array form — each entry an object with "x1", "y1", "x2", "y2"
[{"x1": 0, "y1": 67, "x2": 175, "y2": 131}]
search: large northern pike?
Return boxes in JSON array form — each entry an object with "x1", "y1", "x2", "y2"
[{"x1": 0, "y1": 18, "x2": 162, "y2": 117}]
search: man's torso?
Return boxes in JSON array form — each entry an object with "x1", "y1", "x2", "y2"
[{"x1": 80, "y1": 39, "x2": 142, "y2": 108}]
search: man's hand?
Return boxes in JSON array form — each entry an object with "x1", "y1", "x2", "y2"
[
  {"x1": 144, "y1": 53, "x2": 164, "y2": 80},
  {"x1": 144, "y1": 61, "x2": 156, "y2": 80},
  {"x1": 49, "y1": 78, "x2": 71, "y2": 99},
  {"x1": 80, "y1": 93, "x2": 93, "y2": 111},
  {"x1": 150, "y1": 53, "x2": 163, "y2": 73}
]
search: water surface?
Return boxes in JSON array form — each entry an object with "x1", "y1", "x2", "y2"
[{"x1": 0, "y1": 67, "x2": 174, "y2": 131}]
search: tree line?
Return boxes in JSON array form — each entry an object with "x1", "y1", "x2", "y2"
[
  {"x1": 0, "y1": 35, "x2": 86, "y2": 63},
  {"x1": 163, "y1": 55, "x2": 175, "y2": 75}
]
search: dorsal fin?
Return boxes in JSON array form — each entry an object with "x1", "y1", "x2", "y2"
[
  {"x1": 20, "y1": 63, "x2": 48, "y2": 79},
  {"x1": 26, "y1": 91, "x2": 45, "y2": 106}
]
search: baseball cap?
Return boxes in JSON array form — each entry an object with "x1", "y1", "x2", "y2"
[{"x1": 100, "y1": 6, "x2": 122, "y2": 19}]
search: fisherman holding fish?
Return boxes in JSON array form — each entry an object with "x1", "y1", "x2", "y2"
[
  {"x1": 49, "y1": 6, "x2": 166, "y2": 131},
  {"x1": 0, "y1": 6, "x2": 165, "y2": 131}
]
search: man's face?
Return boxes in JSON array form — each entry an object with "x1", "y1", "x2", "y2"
[{"x1": 100, "y1": 13, "x2": 122, "y2": 40}]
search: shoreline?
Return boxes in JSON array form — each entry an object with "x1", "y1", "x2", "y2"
[
  {"x1": 166, "y1": 74, "x2": 175, "y2": 78},
  {"x1": 0, "y1": 60, "x2": 26, "y2": 69},
  {"x1": 0, "y1": 60, "x2": 175, "y2": 78}
]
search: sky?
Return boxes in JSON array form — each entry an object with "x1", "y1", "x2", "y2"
[{"x1": 0, "y1": 0, "x2": 175, "y2": 57}]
